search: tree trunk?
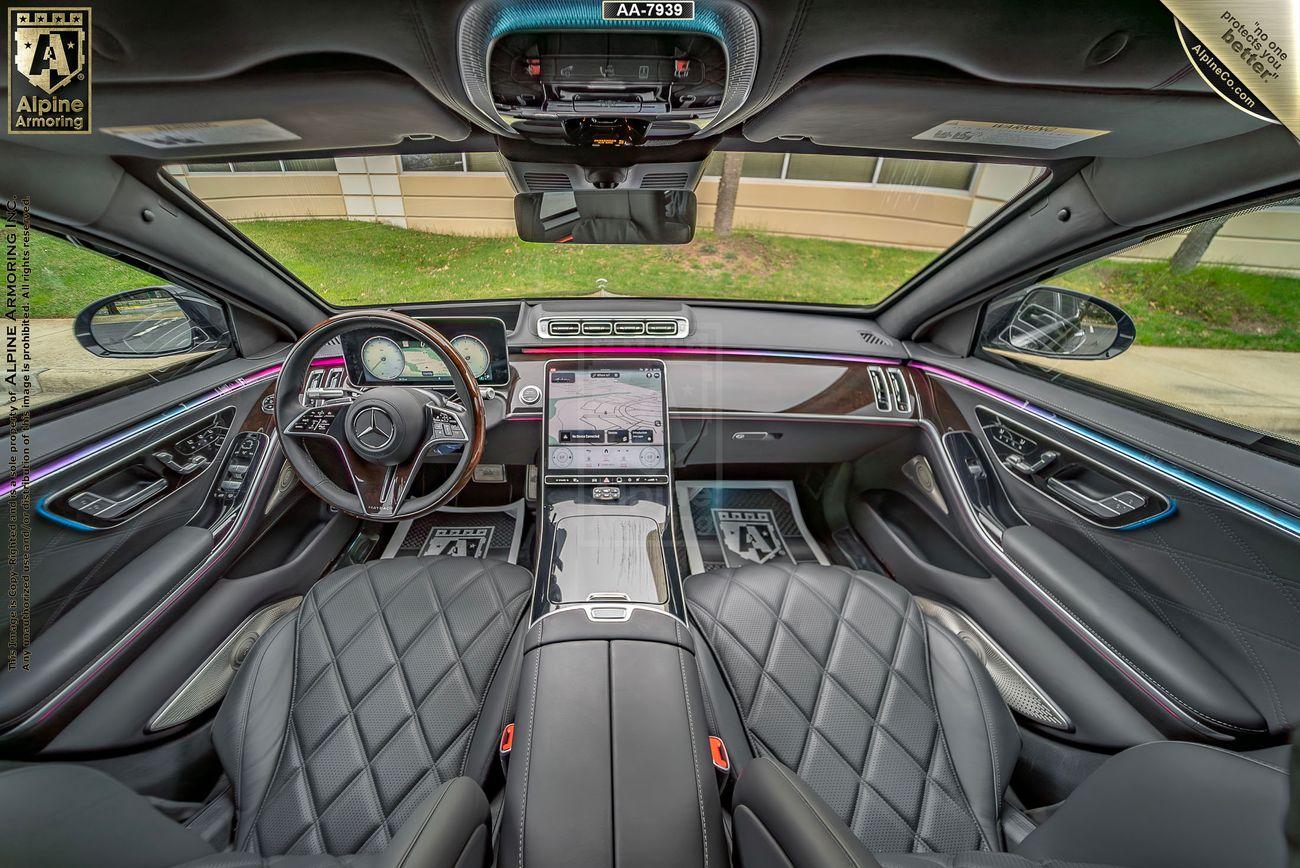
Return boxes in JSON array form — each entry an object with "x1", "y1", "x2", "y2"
[
  {"x1": 713, "y1": 152, "x2": 744, "y2": 237},
  {"x1": 1169, "y1": 215, "x2": 1230, "y2": 274}
]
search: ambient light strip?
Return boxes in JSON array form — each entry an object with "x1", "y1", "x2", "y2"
[
  {"x1": 912, "y1": 362, "x2": 1300, "y2": 540},
  {"x1": 0, "y1": 357, "x2": 343, "y2": 501},
  {"x1": 519, "y1": 346, "x2": 901, "y2": 366}
]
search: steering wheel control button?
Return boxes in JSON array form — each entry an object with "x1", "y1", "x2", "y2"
[
  {"x1": 291, "y1": 406, "x2": 339, "y2": 434},
  {"x1": 518, "y1": 384, "x2": 542, "y2": 405}
]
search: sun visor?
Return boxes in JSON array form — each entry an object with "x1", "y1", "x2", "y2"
[
  {"x1": 743, "y1": 68, "x2": 1266, "y2": 161},
  {"x1": 0, "y1": 68, "x2": 471, "y2": 159}
]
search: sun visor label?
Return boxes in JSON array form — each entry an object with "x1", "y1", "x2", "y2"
[
  {"x1": 100, "y1": 118, "x2": 300, "y2": 149},
  {"x1": 913, "y1": 120, "x2": 1109, "y2": 150}
]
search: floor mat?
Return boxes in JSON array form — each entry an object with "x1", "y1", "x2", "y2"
[
  {"x1": 380, "y1": 500, "x2": 526, "y2": 563},
  {"x1": 676, "y1": 481, "x2": 829, "y2": 575}
]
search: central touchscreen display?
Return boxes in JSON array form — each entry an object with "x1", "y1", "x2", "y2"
[{"x1": 545, "y1": 360, "x2": 667, "y2": 475}]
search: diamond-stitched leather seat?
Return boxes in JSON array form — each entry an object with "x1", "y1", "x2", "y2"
[
  {"x1": 235, "y1": 555, "x2": 532, "y2": 855},
  {"x1": 0, "y1": 555, "x2": 533, "y2": 868},
  {"x1": 687, "y1": 561, "x2": 994, "y2": 855},
  {"x1": 686, "y1": 561, "x2": 1292, "y2": 868}
]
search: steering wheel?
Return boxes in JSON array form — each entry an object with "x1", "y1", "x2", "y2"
[{"x1": 274, "y1": 310, "x2": 485, "y2": 521}]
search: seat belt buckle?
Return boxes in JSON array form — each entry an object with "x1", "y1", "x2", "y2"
[
  {"x1": 708, "y1": 735, "x2": 730, "y2": 774},
  {"x1": 500, "y1": 722, "x2": 515, "y2": 755}
]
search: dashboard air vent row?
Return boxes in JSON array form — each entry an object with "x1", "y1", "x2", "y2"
[{"x1": 537, "y1": 316, "x2": 689, "y2": 340}]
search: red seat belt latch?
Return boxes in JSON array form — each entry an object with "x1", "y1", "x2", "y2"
[
  {"x1": 500, "y1": 722, "x2": 515, "y2": 755},
  {"x1": 708, "y1": 735, "x2": 730, "y2": 773}
]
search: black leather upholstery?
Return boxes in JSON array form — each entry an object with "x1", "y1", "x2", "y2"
[
  {"x1": 219, "y1": 555, "x2": 531, "y2": 856},
  {"x1": 686, "y1": 562, "x2": 1006, "y2": 854},
  {"x1": 0, "y1": 764, "x2": 217, "y2": 868},
  {"x1": 688, "y1": 561, "x2": 1294, "y2": 868},
  {"x1": 0, "y1": 555, "x2": 531, "y2": 867},
  {"x1": 498, "y1": 606, "x2": 729, "y2": 868}
]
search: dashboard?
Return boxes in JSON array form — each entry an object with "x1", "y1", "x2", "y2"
[{"x1": 339, "y1": 317, "x2": 509, "y2": 387}]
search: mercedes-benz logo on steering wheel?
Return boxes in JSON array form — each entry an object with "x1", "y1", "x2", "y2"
[{"x1": 352, "y1": 407, "x2": 396, "y2": 451}]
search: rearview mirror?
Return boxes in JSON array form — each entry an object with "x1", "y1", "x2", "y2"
[
  {"x1": 983, "y1": 286, "x2": 1135, "y2": 360},
  {"x1": 515, "y1": 190, "x2": 696, "y2": 244},
  {"x1": 74, "y1": 286, "x2": 230, "y2": 358}
]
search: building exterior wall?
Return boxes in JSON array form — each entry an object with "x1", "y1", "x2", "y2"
[{"x1": 172, "y1": 159, "x2": 1300, "y2": 273}]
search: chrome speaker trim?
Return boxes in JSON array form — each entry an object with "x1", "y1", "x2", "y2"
[
  {"x1": 917, "y1": 597, "x2": 1072, "y2": 731},
  {"x1": 147, "y1": 597, "x2": 302, "y2": 732}
]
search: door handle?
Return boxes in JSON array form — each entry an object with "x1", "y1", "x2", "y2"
[
  {"x1": 154, "y1": 450, "x2": 209, "y2": 475},
  {"x1": 88, "y1": 478, "x2": 168, "y2": 520},
  {"x1": 1044, "y1": 477, "x2": 1146, "y2": 519}
]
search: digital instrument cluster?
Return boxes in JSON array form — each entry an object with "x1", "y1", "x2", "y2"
[{"x1": 339, "y1": 317, "x2": 509, "y2": 387}]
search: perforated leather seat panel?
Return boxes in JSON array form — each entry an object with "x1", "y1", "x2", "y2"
[
  {"x1": 244, "y1": 556, "x2": 531, "y2": 856},
  {"x1": 687, "y1": 562, "x2": 991, "y2": 855}
]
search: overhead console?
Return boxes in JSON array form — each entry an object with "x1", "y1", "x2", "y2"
[
  {"x1": 490, "y1": 32, "x2": 726, "y2": 146},
  {"x1": 458, "y1": 0, "x2": 758, "y2": 146}
]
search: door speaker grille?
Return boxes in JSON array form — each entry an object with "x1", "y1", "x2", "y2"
[
  {"x1": 917, "y1": 597, "x2": 1072, "y2": 730},
  {"x1": 148, "y1": 597, "x2": 302, "y2": 732}
]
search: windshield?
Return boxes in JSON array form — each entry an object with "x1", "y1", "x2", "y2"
[{"x1": 174, "y1": 151, "x2": 1038, "y2": 307}]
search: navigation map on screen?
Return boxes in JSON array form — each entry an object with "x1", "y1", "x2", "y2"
[{"x1": 546, "y1": 365, "x2": 666, "y2": 472}]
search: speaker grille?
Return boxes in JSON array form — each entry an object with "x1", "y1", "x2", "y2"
[
  {"x1": 148, "y1": 597, "x2": 302, "y2": 732},
  {"x1": 917, "y1": 598, "x2": 1071, "y2": 730}
]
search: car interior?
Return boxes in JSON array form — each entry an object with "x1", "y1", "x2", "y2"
[{"x1": 1, "y1": 1, "x2": 1298, "y2": 867}]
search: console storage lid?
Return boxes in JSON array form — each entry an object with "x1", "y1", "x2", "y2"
[{"x1": 498, "y1": 606, "x2": 728, "y2": 868}]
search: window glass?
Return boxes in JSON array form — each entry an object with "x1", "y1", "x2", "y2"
[
  {"x1": 785, "y1": 154, "x2": 877, "y2": 183},
  {"x1": 232, "y1": 160, "x2": 285, "y2": 172},
  {"x1": 877, "y1": 158, "x2": 975, "y2": 190},
  {"x1": 281, "y1": 158, "x2": 336, "y2": 171},
  {"x1": 466, "y1": 153, "x2": 504, "y2": 172},
  {"x1": 988, "y1": 203, "x2": 1300, "y2": 446},
  {"x1": 186, "y1": 162, "x2": 233, "y2": 173},
  {"x1": 738, "y1": 152, "x2": 784, "y2": 178},
  {"x1": 401, "y1": 153, "x2": 464, "y2": 172},
  {"x1": 27, "y1": 233, "x2": 221, "y2": 412}
]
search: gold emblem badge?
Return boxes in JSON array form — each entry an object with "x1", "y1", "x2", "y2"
[{"x1": 7, "y1": 7, "x2": 91, "y2": 134}]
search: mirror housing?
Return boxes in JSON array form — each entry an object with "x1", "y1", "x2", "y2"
[
  {"x1": 73, "y1": 285, "x2": 230, "y2": 359},
  {"x1": 983, "y1": 286, "x2": 1135, "y2": 360},
  {"x1": 515, "y1": 190, "x2": 696, "y2": 244}
]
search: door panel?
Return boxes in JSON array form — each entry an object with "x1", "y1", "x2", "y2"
[
  {"x1": 0, "y1": 358, "x2": 349, "y2": 750},
  {"x1": 909, "y1": 352, "x2": 1300, "y2": 744},
  {"x1": 847, "y1": 424, "x2": 1163, "y2": 749}
]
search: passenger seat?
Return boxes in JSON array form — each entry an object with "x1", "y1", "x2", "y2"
[{"x1": 685, "y1": 562, "x2": 1290, "y2": 868}]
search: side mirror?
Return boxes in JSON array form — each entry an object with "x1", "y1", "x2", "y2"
[
  {"x1": 983, "y1": 286, "x2": 1135, "y2": 360},
  {"x1": 74, "y1": 286, "x2": 230, "y2": 358}
]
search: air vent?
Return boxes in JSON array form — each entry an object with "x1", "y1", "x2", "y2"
[
  {"x1": 545, "y1": 320, "x2": 581, "y2": 337},
  {"x1": 866, "y1": 365, "x2": 913, "y2": 415},
  {"x1": 523, "y1": 171, "x2": 572, "y2": 191},
  {"x1": 858, "y1": 330, "x2": 891, "y2": 346},
  {"x1": 639, "y1": 172, "x2": 690, "y2": 190},
  {"x1": 538, "y1": 316, "x2": 689, "y2": 340}
]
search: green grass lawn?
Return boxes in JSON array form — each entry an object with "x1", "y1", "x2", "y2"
[{"x1": 28, "y1": 218, "x2": 1300, "y2": 352}]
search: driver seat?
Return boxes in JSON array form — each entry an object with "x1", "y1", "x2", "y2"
[{"x1": 0, "y1": 554, "x2": 534, "y2": 868}]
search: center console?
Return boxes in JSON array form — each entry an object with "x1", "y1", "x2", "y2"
[
  {"x1": 499, "y1": 358, "x2": 725, "y2": 868},
  {"x1": 532, "y1": 357, "x2": 686, "y2": 620}
]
